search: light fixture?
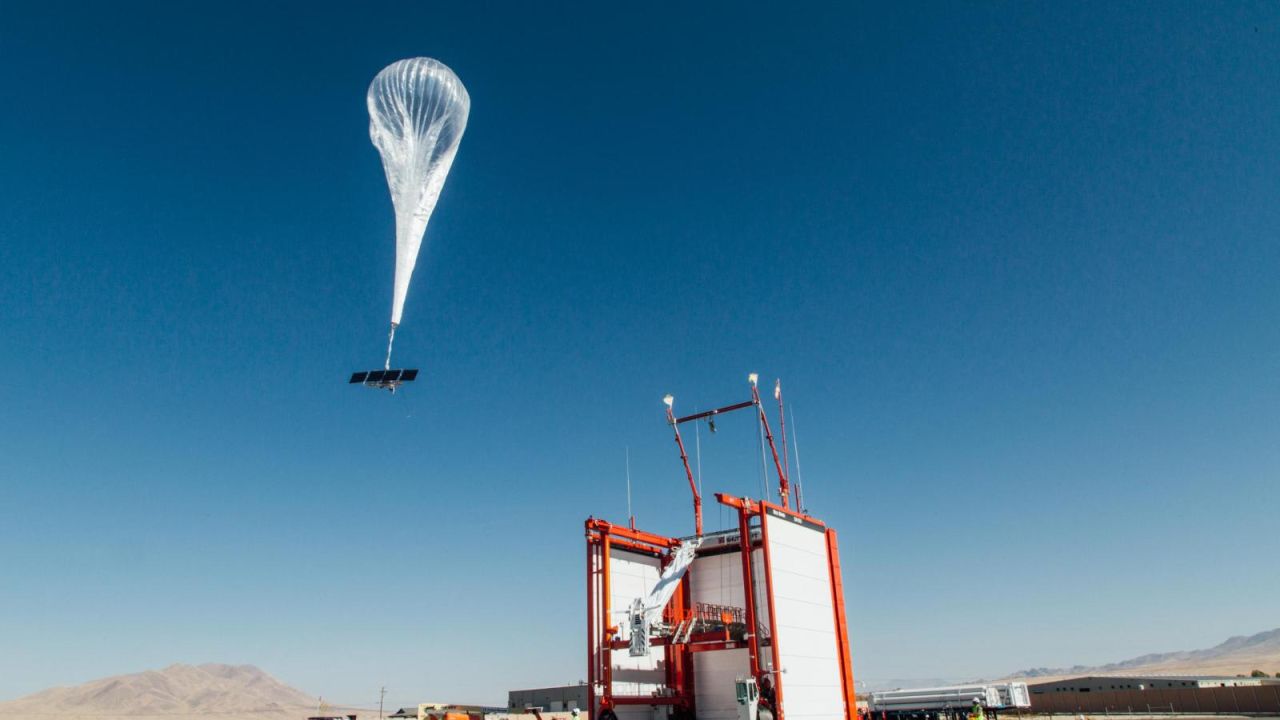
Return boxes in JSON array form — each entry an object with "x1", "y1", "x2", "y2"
[
  {"x1": 748, "y1": 373, "x2": 758, "y2": 386},
  {"x1": 663, "y1": 394, "x2": 674, "y2": 407}
]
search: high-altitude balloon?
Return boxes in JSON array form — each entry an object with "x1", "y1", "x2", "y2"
[{"x1": 368, "y1": 57, "x2": 470, "y2": 329}]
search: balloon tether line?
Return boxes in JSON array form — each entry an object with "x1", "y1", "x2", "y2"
[{"x1": 381, "y1": 320, "x2": 396, "y2": 368}]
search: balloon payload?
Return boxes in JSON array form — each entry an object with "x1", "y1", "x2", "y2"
[{"x1": 367, "y1": 57, "x2": 470, "y2": 368}]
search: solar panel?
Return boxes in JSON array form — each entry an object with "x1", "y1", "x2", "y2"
[{"x1": 349, "y1": 367, "x2": 419, "y2": 390}]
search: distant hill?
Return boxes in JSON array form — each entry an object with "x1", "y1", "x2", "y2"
[
  {"x1": 1007, "y1": 628, "x2": 1280, "y2": 681},
  {"x1": 0, "y1": 664, "x2": 319, "y2": 720}
]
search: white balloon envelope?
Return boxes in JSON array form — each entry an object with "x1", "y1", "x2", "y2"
[{"x1": 368, "y1": 57, "x2": 470, "y2": 331}]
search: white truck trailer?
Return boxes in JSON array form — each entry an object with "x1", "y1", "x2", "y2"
[
  {"x1": 994, "y1": 683, "x2": 1030, "y2": 710},
  {"x1": 868, "y1": 683, "x2": 1029, "y2": 720}
]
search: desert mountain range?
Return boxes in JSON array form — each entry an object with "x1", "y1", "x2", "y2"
[
  {"x1": 1005, "y1": 628, "x2": 1280, "y2": 681},
  {"x1": 2, "y1": 629, "x2": 1278, "y2": 718},
  {"x1": 0, "y1": 664, "x2": 320, "y2": 720}
]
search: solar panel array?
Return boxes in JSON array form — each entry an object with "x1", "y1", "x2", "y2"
[{"x1": 349, "y1": 369, "x2": 419, "y2": 385}]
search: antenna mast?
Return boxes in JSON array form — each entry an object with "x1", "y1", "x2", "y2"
[
  {"x1": 625, "y1": 446, "x2": 635, "y2": 529},
  {"x1": 790, "y1": 405, "x2": 806, "y2": 512}
]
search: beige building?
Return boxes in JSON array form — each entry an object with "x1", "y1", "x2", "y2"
[
  {"x1": 1030, "y1": 675, "x2": 1276, "y2": 693},
  {"x1": 507, "y1": 685, "x2": 589, "y2": 712}
]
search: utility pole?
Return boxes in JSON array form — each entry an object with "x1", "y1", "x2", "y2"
[{"x1": 379, "y1": 687, "x2": 386, "y2": 720}]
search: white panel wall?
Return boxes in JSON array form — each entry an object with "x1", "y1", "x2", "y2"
[
  {"x1": 688, "y1": 550, "x2": 773, "y2": 717},
  {"x1": 693, "y1": 648, "x2": 749, "y2": 720},
  {"x1": 764, "y1": 515, "x2": 845, "y2": 720},
  {"x1": 690, "y1": 554, "x2": 747, "y2": 720},
  {"x1": 752, "y1": 550, "x2": 770, "y2": 671},
  {"x1": 690, "y1": 552, "x2": 745, "y2": 607},
  {"x1": 608, "y1": 549, "x2": 665, "y2": 720}
]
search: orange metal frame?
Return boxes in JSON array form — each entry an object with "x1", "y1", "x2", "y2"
[
  {"x1": 587, "y1": 500, "x2": 855, "y2": 720},
  {"x1": 826, "y1": 527, "x2": 857, "y2": 719},
  {"x1": 716, "y1": 494, "x2": 858, "y2": 720},
  {"x1": 586, "y1": 518, "x2": 694, "y2": 720},
  {"x1": 586, "y1": 377, "x2": 854, "y2": 720}
]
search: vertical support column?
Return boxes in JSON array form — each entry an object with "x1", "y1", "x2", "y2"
[
  {"x1": 680, "y1": 568, "x2": 696, "y2": 719},
  {"x1": 587, "y1": 533, "x2": 596, "y2": 720},
  {"x1": 736, "y1": 504, "x2": 762, "y2": 679},
  {"x1": 663, "y1": 551, "x2": 679, "y2": 710},
  {"x1": 758, "y1": 506, "x2": 785, "y2": 720},
  {"x1": 601, "y1": 534, "x2": 613, "y2": 704},
  {"x1": 826, "y1": 529, "x2": 856, "y2": 720}
]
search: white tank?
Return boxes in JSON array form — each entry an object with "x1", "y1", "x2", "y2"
[{"x1": 869, "y1": 685, "x2": 1002, "y2": 711}]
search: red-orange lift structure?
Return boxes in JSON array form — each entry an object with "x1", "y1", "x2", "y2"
[{"x1": 586, "y1": 375, "x2": 856, "y2": 720}]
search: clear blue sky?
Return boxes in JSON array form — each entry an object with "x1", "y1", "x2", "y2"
[{"x1": 1, "y1": 0, "x2": 1277, "y2": 709}]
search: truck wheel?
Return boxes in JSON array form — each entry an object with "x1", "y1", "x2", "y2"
[
  {"x1": 758, "y1": 708, "x2": 774, "y2": 720},
  {"x1": 600, "y1": 711, "x2": 618, "y2": 720}
]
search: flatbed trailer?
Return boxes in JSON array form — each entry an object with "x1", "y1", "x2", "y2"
[{"x1": 868, "y1": 683, "x2": 1029, "y2": 720}]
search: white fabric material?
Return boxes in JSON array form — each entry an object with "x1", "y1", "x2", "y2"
[
  {"x1": 368, "y1": 57, "x2": 470, "y2": 325},
  {"x1": 641, "y1": 538, "x2": 701, "y2": 622}
]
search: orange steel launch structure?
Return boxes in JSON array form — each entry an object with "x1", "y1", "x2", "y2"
[{"x1": 585, "y1": 376, "x2": 856, "y2": 720}]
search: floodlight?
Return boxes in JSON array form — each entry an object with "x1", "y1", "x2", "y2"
[
  {"x1": 663, "y1": 394, "x2": 674, "y2": 407},
  {"x1": 748, "y1": 373, "x2": 758, "y2": 386}
]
